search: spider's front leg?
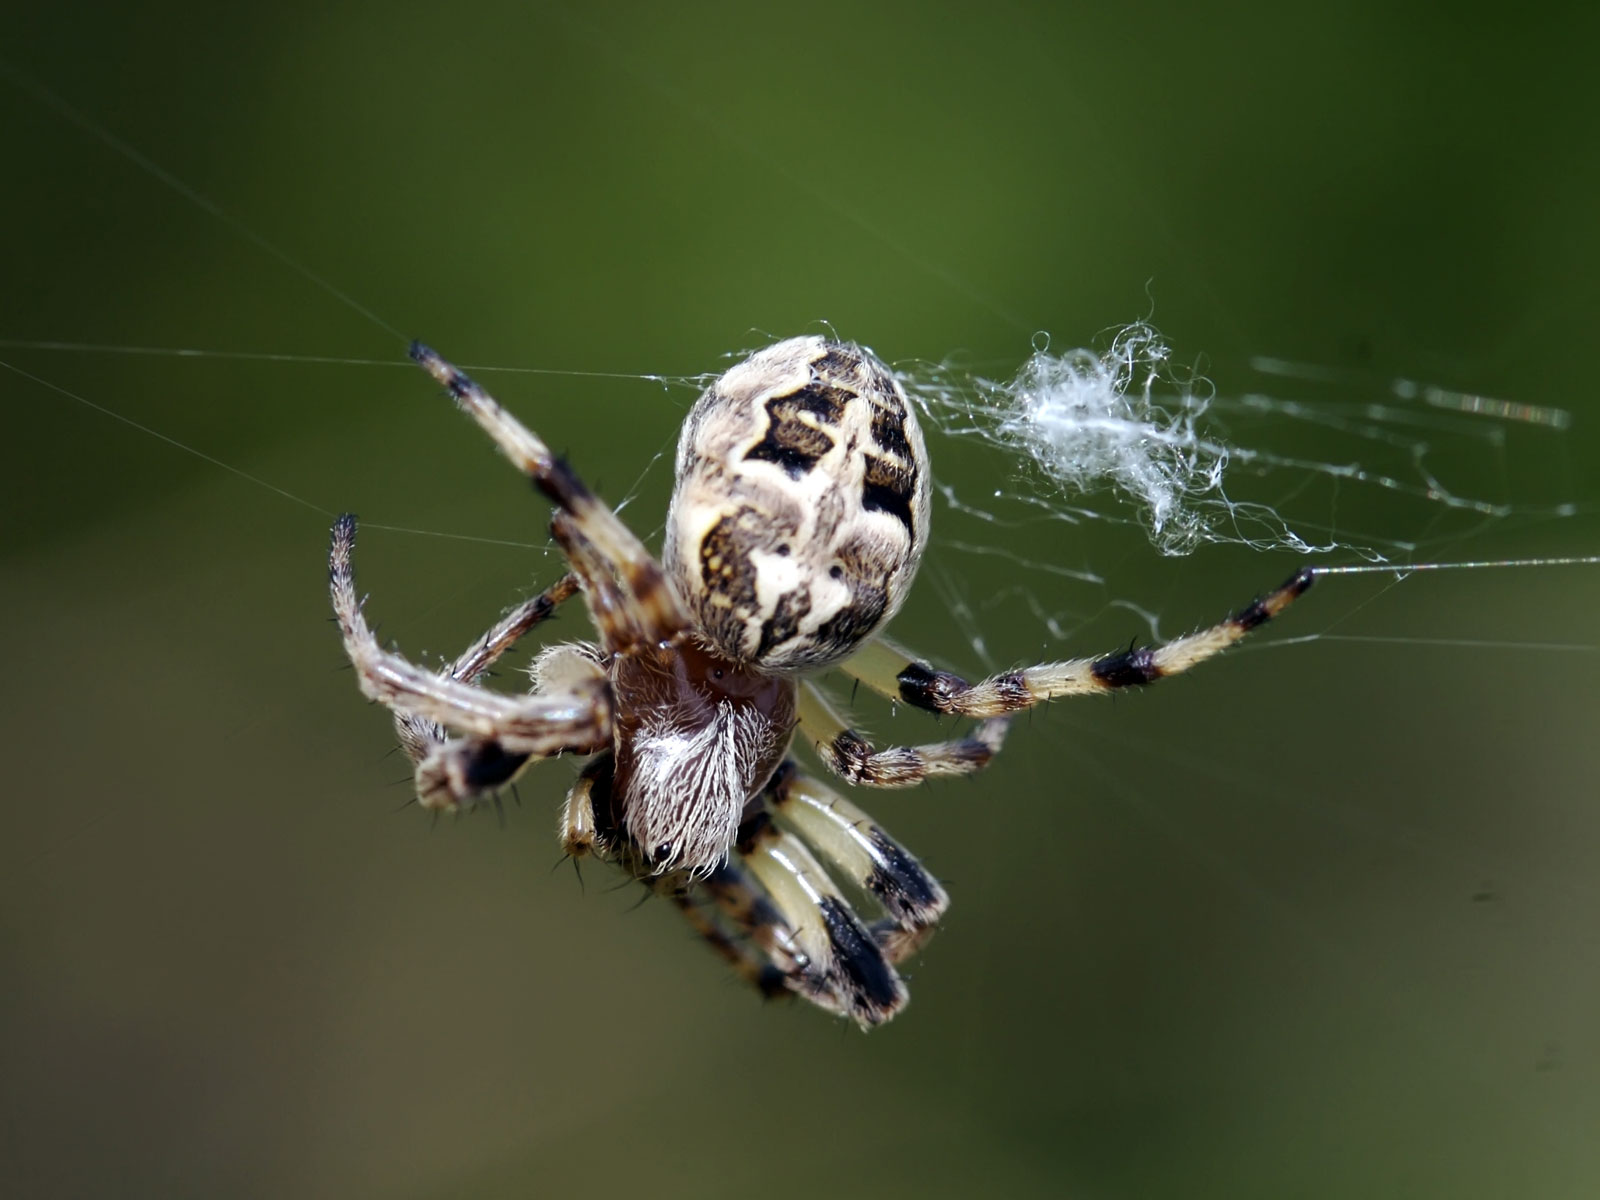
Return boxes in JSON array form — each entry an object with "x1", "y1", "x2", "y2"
[
  {"x1": 392, "y1": 568, "x2": 581, "y2": 765},
  {"x1": 329, "y1": 515, "x2": 611, "y2": 811},
  {"x1": 840, "y1": 568, "x2": 1317, "y2": 718}
]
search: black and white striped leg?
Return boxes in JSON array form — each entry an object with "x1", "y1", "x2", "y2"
[
  {"x1": 762, "y1": 762, "x2": 949, "y2": 963},
  {"x1": 394, "y1": 571, "x2": 580, "y2": 764},
  {"x1": 554, "y1": 756, "x2": 820, "y2": 1010},
  {"x1": 565, "y1": 756, "x2": 920, "y2": 1025},
  {"x1": 664, "y1": 887, "x2": 790, "y2": 1000},
  {"x1": 734, "y1": 810, "x2": 908, "y2": 1026},
  {"x1": 696, "y1": 858, "x2": 823, "y2": 1001},
  {"x1": 839, "y1": 567, "x2": 1316, "y2": 718},
  {"x1": 409, "y1": 342, "x2": 693, "y2": 653},
  {"x1": 797, "y1": 680, "x2": 1009, "y2": 788},
  {"x1": 330, "y1": 515, "x2": 609, "y2": 811}
]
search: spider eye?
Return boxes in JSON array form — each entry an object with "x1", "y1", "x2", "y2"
[
  {"x1": 713, "y1": 668, "x2": 725, "y2": 679},
  {"x1": 829, "y1": 564, "x2": 845, "y2": 580},
  {"x1": 776, "y1": 544, "x2": 790, "y2": 557}
]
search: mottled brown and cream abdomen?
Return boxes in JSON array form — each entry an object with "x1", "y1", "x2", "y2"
[{"x1": 663, "y1": 336, "x2": 931, "y2": 673}]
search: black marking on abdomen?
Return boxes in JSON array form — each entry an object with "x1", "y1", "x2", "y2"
[
  {"x1": 745, "y1": 385, "x2": 846, "y2": 479},
  {"x1": 756, "y1": 587, "x2": 812, "y2": 659},
  {"x1": 699, "y1": 514, "x2": 758, "y2": 607},
  {"x1": 1090, "y1": 646, "x2": 1163, "y2": 688},
  {"x1": 786, "y1": 382, "x2": 851, "y2": 424},
  {"x1": 861, "y1": 453, "x2": 917, "y2": 539},
  {"x1": 869, "y1": 403, "x2": 912, "y2": 460},
  {"x1": 745, "y1": 432, "x2": 828, "y2": 479},
  {"x1": 812, "y1": 592, "x2": 887, "y2": 662},
  {"x1": 813, "y1": 345, "x2": 869, "y2": 387}
]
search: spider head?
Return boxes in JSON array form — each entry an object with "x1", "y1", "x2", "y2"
[{"x1": 662, "y1": 336, "x2": 931, "y2": 673}]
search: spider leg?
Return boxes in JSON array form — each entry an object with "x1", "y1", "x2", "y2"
[
  {"x1": 548, "y1": 511, "x2": 661, "y2": 655},
  {"x1": 839, "y1": 567, "x2": 1316, "y2": 718},
  {"x1": 796, "y1": 681, "x2": 1009, "y2": 788},
  {"x1": 410, "y1": 342, "x2": 692, "y2": 652},
  {"x1": 762, "y1": 762, "x2": 948, "y2": 964},
  {"x1": 555, "y1": 755, "x2": 892, "y2": 1023},
  {"x1": 556, "y1": 758, "x2": 815, "y2": 1004},
  {"x1": 661, "y1": 884, "x2": 790, "y2": 1001},
  {"x1": 330, "y1": 516, "x2": 610, "y2": 812},
  {"x1": 394, "y1": 570, "x2": 580, "y2": 763},
  {"x1": 559, "y1": 754, "x2": 614, "y2": 861},
  {"x1": 676, "y1": 834, "x2": 899, "y2": 1027},
  {"x1": 731, "y1": 810, "x2": 908, "y2": 1026}
]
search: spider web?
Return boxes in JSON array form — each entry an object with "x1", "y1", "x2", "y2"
[{"x1": 910, "y1": 320, "x2": 1577, "y2": 560}]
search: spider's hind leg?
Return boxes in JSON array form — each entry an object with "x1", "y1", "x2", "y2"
[
  {"x1": 562, "y1": 760, "x2": 809, "y2": 1005},
  {"x1": 762, "y1": 762, "x2": 949, "y2": 963},
  {"x1": 409, "y1": 343, "x2": 692, "y2": 655}
]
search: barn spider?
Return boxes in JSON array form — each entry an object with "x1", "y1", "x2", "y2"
[{"x1": 329, "y1": 336, "x2": 1313, "y2": 1027}]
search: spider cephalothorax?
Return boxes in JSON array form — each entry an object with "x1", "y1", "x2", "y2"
[{"x1": 330, "y1": 335, "x2": 1312, "y2": 1026}]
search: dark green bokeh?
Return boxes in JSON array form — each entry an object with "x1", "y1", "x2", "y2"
[{"x1": 4, "y1": 3, "x2": 1599, "y2": 1196}]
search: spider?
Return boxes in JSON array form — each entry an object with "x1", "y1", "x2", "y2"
[{"x1": 329, "y1": 335, "x2": 1313, "y2": 1028}]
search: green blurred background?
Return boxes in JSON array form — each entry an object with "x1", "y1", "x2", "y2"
[{"x1": 4, "y1": 2, "x2": 1599, "y2": 1196}]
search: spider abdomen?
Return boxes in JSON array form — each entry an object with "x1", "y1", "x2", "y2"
[{"x1": 663, "y1": 336, "x2": 931, "y2": 673}]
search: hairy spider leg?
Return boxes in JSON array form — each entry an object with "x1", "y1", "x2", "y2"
[
  {"x1": 548, "y1": 512, "x2": 663, "y2": 655},
  {"x1": 840, "y1": 567, "x2": 1316, "y2": 718},
  {"x1": 410, "y1": 342, "x2": 692, "y2": 654},
  {"x1": 796, "y1": 681, "x2": 1010, "y2": 788},
  {"x1": 330, "y1": 515, "x2": 610, "y2": 810},
  {"x1": 736, "y1": 809, "x2": 909, "y2": 1025},
  {"x1": 670, "y1": 770, "x2": 952, "y2": 1026},
  {"x1": 563, "y1": 761, "x2": 780, "y2": 1004},
  {"x1": 393, "y1": 571, "x2": 580, "y2": 763},
  {"x1": 760, "y1": 762, "x2": 948, "y2": 963},
  {"x1": 696, "y1": 857, "x2": 829, "y2": 1003},
  {"x1": 562, "y1": 756, "x2": 841, "y2": 1011},
  {"x1": 661, "y1": 884, "x2": 790, "y2": 1000},
  {"x1": 562, "y1": 749, "x2": 908, "y2": 1026}
]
